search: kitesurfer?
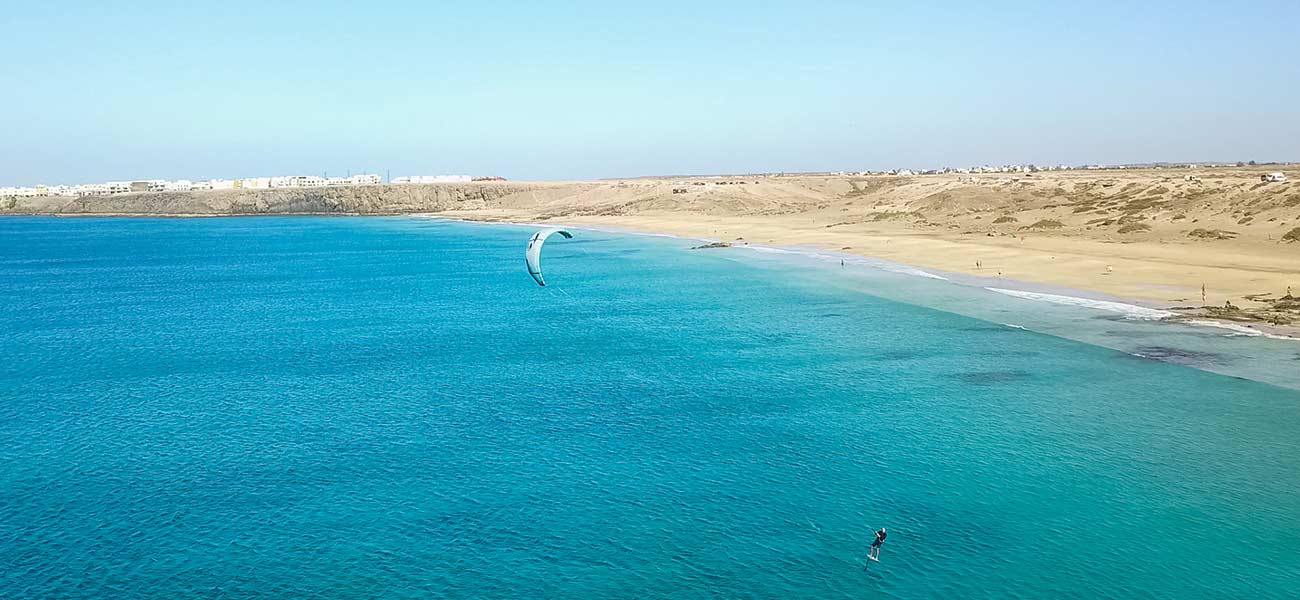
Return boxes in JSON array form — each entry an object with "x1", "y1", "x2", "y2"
[{"x1": 869, "y1": 527, "x2": 886, "y2": 560}]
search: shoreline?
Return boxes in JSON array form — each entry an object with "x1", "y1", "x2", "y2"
[
  {"x1": 7, "y1": 206, "x2": 1298, "y2": 338},
  {"x1": 432, "y1": 211, "x2": 1300, "y2": 340},
  {"x1": 6, "y1": 169, "x2": 1297, "y2": 333}
]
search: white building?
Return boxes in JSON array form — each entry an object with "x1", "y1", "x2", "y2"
[
  {"x1": 239, "y1": 177, "x2": 271, "y2": 189},
  {"x1": 107, "y1": 182, "x2": 133, "y2": 194},
  {"x1": 209, "y1": 179, "x2": 235, "y2": 190},
  {"x1": 6, "y1": 185, "x2": 50, "y2": 197},
  {"x1": 75, "y1": 183, "x2": 110, "y2": 196},
  {"x1": 268, "y1": 175, "x2": 328, "y2": 188}
]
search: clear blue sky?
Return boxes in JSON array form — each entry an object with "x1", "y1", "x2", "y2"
[{"x1": 2, "y1": 1, "x2": 1297, "y2": 184}]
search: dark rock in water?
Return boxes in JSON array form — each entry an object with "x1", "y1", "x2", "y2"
[
  {"x1": 691, "y1": 241, "x2": 732, "y2": 250},
  {"x1": 951, "y1": 370, "x2": 1032, "y2": 385},
  {"x1": 1131, "y1": 346, "x2": 1226, "y2": 366}
]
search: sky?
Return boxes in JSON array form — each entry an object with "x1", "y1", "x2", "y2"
[{"x1": 2, "y1": 1, "x2": 1298, "y2": 185}]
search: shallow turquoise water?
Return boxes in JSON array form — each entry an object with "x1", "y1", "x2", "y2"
[{"x1": 2, "y1": 216, "x2": 1298, "y2": 599}]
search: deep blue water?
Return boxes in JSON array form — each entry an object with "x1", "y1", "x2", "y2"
[{"x1": 2, "y1": 216, "x2": 1299, "y2": 599}]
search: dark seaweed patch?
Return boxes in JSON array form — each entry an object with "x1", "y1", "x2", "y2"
[
  {"x1": 958, "y1": 324, "x2": 1022, "y2": 333},
  {"x1": 951, "y1": 370, "x2": 1032, "y2": 385},
  {"x1": 872, "y1": 349, "x2": 929, "y2": 361},
  {"x1": 1131, "y1": 346, "x2": 1226, "y2": 366},
  {"x1": 1100, "y1": 328, "x2": 1161, "y2": 339},
  {"x1": 972, "y1": 349, "x2": 1040, "y2": 358}
]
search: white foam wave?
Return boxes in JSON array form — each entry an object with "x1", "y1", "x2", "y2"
[
  {"x1": 746, "y1": 246, "x2": 796, "y2": 254},
  {"x1": 986, "y1": 288, "x2": 1176, "y2": 320},
  {"x1": 889, "y1": 267, "x2": 949, "y2": 281},
  {"x1": 1182, "y1": 320, "x2": 1300, "y2": 341}
]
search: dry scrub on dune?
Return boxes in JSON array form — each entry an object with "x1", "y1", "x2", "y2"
[
  {"x1": 1118, "y1": 223, "x2": 1152, "y2": 234},
  {"x1": 1187, "y1": 228, "x2": 1238, "y2": 240},
  {"x1": 1024, "y1": 219, "x2": 1065, "y2": 230}
]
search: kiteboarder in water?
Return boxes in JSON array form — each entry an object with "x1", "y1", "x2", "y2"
[{"x1": 869, "y1": 527, "x2": 886, "y2": 560}]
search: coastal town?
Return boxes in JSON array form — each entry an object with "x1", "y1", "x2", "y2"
[
  {"x1": 0, "y1": 173, "x2": 501, "y2": 198},
  {"x1": 5, "y1": 161, "x2": 1288, "y2": 199}
]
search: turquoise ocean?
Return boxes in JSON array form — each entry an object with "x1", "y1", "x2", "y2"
[{"x1": 2, "y1": 216, "x2": 1299, "y2": 599}]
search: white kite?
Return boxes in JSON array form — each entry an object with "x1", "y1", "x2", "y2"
[{"x1": 525, "y1": 228, "x2": 573, "y2": 286}]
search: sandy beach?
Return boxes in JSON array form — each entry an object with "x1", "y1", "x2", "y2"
[
  {"x1": 438, "y1": 167, "x2": 1300, "y2": 332},
  {"x1": 8, "y1": 166, "x2": 1299, "y2": 331}
]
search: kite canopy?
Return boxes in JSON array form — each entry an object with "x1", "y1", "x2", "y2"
[{"x1": 525, "y1": 228, "x2": 573, "y2": 286}]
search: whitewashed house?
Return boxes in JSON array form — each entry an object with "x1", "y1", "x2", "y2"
[{"x1": 75, "y1": 183, "x2": 110, "y2": 196}]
